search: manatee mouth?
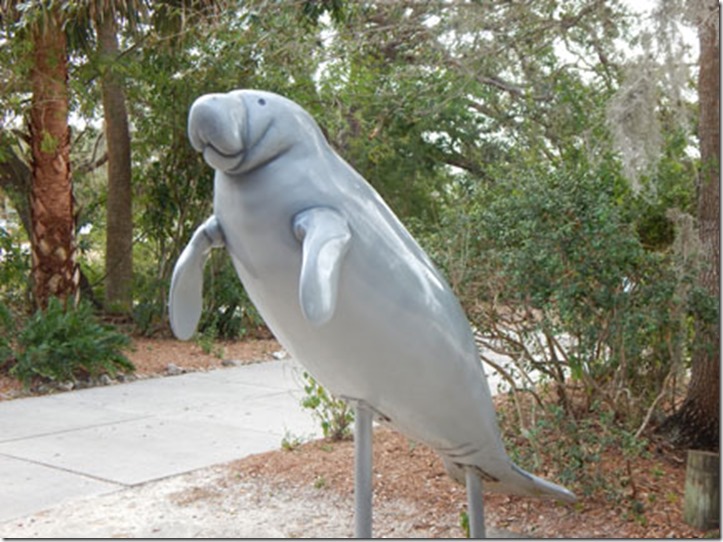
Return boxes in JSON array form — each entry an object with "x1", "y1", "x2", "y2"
[{"x1": 202, "y1": 145, "x2": 245, "y2": 173}]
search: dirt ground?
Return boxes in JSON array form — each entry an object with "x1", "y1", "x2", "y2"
[{"x1": 0, "y1": 337, "x2": 718, "y2": 538}]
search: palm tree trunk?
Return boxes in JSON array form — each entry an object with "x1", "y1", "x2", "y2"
[
  {"x1": 29, "y1": 8, "x2": 79, "y2": 309},
  {"x1": 96, "y1": 9, "x2": 134, "y2": 314}
]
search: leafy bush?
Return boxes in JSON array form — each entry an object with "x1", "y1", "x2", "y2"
[
  {"x1": 0, "y1": 222, "x2": 31, "y2": 315},
  {"x1": 301, "y1": 371, "x2": 354, "y2": 441},
  {"x1": 9, "y1": 298, "x2": 134, "y2": 386},
  {"x1": 430, "y1": 164, "x2": 689, "y2": 432},
  {"x1": 131, "y1": 235, "x2": 265, "y2": 340},
  {"x1": 198, "y1": 253, "x2": 265, "y2": 340},
  {"x1": 497, "y1": 394, "x2": 650, "y2": 506},
  {"x1": 131, "y1": 273, "x2": 168, "y2": 337},
  {"x1": 0, "y1": 301, "x2": 15, "y2": 367}
]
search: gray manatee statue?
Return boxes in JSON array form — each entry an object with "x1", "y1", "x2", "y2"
[{"x1": 169, "y1": 89, "x2": 576, "y2": 536}]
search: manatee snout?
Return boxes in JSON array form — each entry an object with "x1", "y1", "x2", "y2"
[{"x1": 188, "y1": 93, "x2": 246, "y2": 172}]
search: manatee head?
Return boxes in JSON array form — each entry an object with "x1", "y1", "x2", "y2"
[{"x1": 187, "y1": 89, "x2": 318, "y2": 175}]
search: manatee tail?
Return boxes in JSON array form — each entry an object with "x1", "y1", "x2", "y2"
[
  {"x1": 442, "y1": 457, "x2": 577, "y2": 504},
  {"x1": 508, "y1": 464, "x2": 577, "y2": 503}
]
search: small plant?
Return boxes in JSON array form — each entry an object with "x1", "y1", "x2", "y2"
[
  {"x1": 281, "y1": 430, "x2": 306, "y2": 451},
  {"x1": 195, "y1": 323, "x2": 225, "y2": 358},
  {"x1": 459, "y1": 510, "x2": 470, "y2": 538},
  {"x1": 300, "y1": 371, "x2": 354, "y2": 441},
  {"x1": 9, "y1": 298, "x2": 135, "y2": 387}
]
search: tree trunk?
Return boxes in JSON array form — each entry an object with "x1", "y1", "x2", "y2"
[
  {"x1": 658, "y1": 0, "x2": 720, "y2": 451},
  {"x1": 96, "y1": 10, "x2": 134, "y2": 314},
  {"x1": 29, "y1": 9, "x2": 79, "y2": 309}
]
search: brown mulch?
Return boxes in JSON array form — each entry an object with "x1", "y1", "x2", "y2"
[
  {"x1": 231, "y1": 424, "x2": 715, "y2": 538},
  {"x1": 0, "y1": 336, "x2": 718, "y2": 538},
  {"x1": 123, "y1": 336, "x2": 281, "y2": 376}
]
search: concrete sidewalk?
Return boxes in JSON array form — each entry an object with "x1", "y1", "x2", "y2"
[
  {"x1": 0, "y1": 355, "x2": 517, "y2": 538},
  {"x1": 0, "y1": 358, "x2": 319, "y2": 524}
]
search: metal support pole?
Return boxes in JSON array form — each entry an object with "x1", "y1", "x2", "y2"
[
  {"x1": 354, "y1": 403, "x2": 373, "y2": 538},
  {"x1": 465, "y1": 468, "x2": 486, "y2": 538}
]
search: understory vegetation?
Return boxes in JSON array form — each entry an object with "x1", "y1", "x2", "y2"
[{"x1": 0, "y1": 298, "x2": 134, "y2": 387}]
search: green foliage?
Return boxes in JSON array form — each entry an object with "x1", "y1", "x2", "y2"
[
  {"x1": 280, "y1": 430, "x2": 306, "y2": 452},
  {"x1": 8, "y1": 298, "x2": 134, "y2": 387},
  {"x1": 499, "y1": 397, "x2": 650, "y2": 509},
  {"x1": 124, "y1": 8, "x2": 289, "y2": 336},
  {"x1": 433, "y1": 161, "x2": 691, "y2": 431},
  {"x1": 633, "y1": 130, "x2": 697, "y2": 250},
  {"x1": 0, "y1": 301, "x2": 15, "y2": 366},
  {"x1": 194, "y1": 326, "x2": 223, "y2": 358},
  {"x1": 2, "y1": 0, "x2": 646, "y2": 342},
  {"x1": 130, "y1": 272, "x2": 168, "y2": 337},
  {"x1": 301, "y1": 371, "x2": 354, "y2": 441},
  {"x1": 127, "y1": 41, "x2": 217, "y2": 334},
  {"x1": 198, "y1": 253, "x2": 265, "y2": 340},
  {"x1": 315, "y1": 29, "x2": 469, "y2": 223},
  {"x1": 0, "y1": 222, "x2": 31, "y2": 314},
  {"x1": 459, "y1": 510, "x2": 470, "y2": 538}
]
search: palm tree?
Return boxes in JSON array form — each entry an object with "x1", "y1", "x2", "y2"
[
  {"x1": 2, "y1": 0, "x2": 221, "y2": 312},
  {"x1": 3, "y1": 2, "x2": 79, "y2": 309}
]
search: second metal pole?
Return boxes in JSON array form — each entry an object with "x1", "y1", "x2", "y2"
[
  {"x1": 354, "y1": 403, "x2": 373, "y2": 538},
  {"x1": 465, "y1": 468, "x2": 486, "y2": 538}
]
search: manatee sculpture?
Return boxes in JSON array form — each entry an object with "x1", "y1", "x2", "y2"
[{"x1": 169, "y1": 89, "x2": 576, "y2": 538}]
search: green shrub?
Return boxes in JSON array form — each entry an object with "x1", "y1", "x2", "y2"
[
  {"x1": 417, "y1": 157, "x2": 697, "y2": 511},
  {"x1": 459, "y1": 510, "x2": 470, "y2": 538},
  {"x1": 498, "y1": 397, "x2": 649, "y2": 506},
  {"x1": 131, "y1": 278, "x2": 166, "y2": 337},
  {"x1": 435, "y1": 165, "x2": 687, "y2": 430},
  {"x1": 301, "y1": 371, "x2": 354, "y2": 441},
  {"x1": 0, "y1": 223, "x2": 32, "y2": 315},
  {"x1": 10, "y1": 298, "x2": 135, "y2": 386},
  {"x1": 198, "y1": 253, "x2": 266, "y2": 340},
  {"x1": 0, "y1": 301, "x2": 15, "y2": 367},
  {"x1": 131, "y1": 245, "x2": 265, "y2": 340}
]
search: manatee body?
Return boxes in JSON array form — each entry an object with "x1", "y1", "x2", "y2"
[{"x1": 169, "y1": 89, "x2": 575, "y2": 502}]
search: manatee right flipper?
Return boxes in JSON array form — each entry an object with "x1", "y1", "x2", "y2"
[
  {"x1": 169, "y1": 215, "x2": 226, "y2": 340},
  {"x1": 293, "y1": 207, "x2": 352, "y2": 326}
]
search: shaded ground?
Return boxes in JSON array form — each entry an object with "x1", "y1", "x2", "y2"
[{"x1": 0, "y1": 337, "x2": 718, "y2": 538}]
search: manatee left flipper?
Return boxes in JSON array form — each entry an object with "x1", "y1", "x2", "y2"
[
  {"x1": 169, "y1": 215, "x2": 226, "y2": 340},
  {"x1": 293, "y1": 207, "x2": 352, "y2": 326}
]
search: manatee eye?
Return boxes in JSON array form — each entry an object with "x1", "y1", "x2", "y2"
[{"x1": 258, "y1": 98, "x2": 266, "y2": 106}]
